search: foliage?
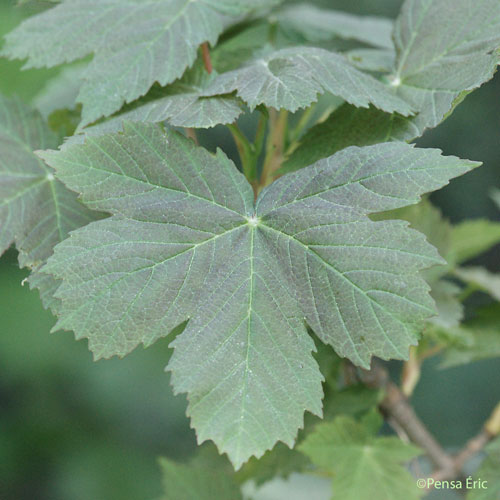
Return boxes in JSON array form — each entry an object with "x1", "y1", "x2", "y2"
[
  {"x1": 299, "y1": 412, "x2": 423, "y2": 500},
  {"x1": 1, "y1": 0, "x2": 500, "y2": 498}
]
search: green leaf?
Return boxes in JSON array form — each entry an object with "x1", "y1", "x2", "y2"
[
  {"x1": 373, "y1": 200, "x2": 463, "y2": 328},
  {"x1": 2, "y1": 0, "x2": 281, "y2": 126},
  {"x1": 275, "y1": 4, "x2": 394, "y2": 49},
  {"x1": 439, "y1": 305, "x2": 500, "y2": 368},
  {"x1": 455, "y1": 267, "x2": 500, "y2": 301},
  {"x1": 429, "y1": 280, "x2": 463, "y2": 329},
  {"x1": 39, "y1": 124, "x2": 476, "y2": 467},
  {"x1": 346, "y1": 48, "x2": 396, "y2": 73},
  {"x1": 211, "y1": 22, "x2": 274, "y2": 74},
  {"x1": 204, "y1": 46, "x2": 413, "y2": 114},
  {"x1": 323, "y1": 385, "x2": 381, "y2": 421},
  {"x1": 283, "y1": 0, "x2": 500, "y2": 171},
  {"x1": 0, "y1": 94, "x2": 98, "y2": 309},
  {"x1": 79, "y1": 65, "x2": 243, "y2": 136},
  {"x1": 448, "y1": 219, "x2": 500, "y2": 265},
  {"x1": 282, "y1": 104, "x2": 403, "y2": 173},
  {"x1": 299, "y1": 415, "x2": 423, "y2": 500},
  {"x1": 158, "y1": 452, "x2": 242, "y2": 500},
  {"x1": 374, "y1": 199, "x2": 452, "y2": 270},
  {"x1": 387, "y1": 0, "x2": 500, "y2": 132},
  {"x1": 236, "y1": 442, "x2": 309, "y2": 487},
  {"x1": 33, "y1": 63, "x2": 86, "y2": 119},
  {"x1": 468, "y1": 437, "x2": 500, "y2": 500}
]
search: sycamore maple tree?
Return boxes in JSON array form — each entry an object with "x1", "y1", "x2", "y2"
[{"x1": 2, "y1": 0, "x2": 500, "y2": 499}]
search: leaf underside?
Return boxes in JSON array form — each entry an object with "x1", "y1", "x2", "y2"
[{"x1": 39, "y1": 122, "x2": 477, "y2": 467}]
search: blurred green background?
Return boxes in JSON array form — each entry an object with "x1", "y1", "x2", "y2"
[{"x1": 1, "y1": 1, "x2": 499, "y2": 499}]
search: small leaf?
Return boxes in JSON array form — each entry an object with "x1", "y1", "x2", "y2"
[
  {"x1": 323, "y1": 385, "x2": 381, "y2": 421},
  {"x1": 455, "y1": 267, "x2": 500, "y2": 301},
  {"x1": 204, "y1": 46, "x2": 413, "y2": 114},
  {"x1": 429, "y1": 280, "x2": 463, "y2": 329},
  {"x1": 299, "y1": 415, "x2": 423, "y2": 500},
  {"x1": 440, "y1": 305, "x2": 500, "y2": 368},
  {"x1": 158, "y1": 451, "x2": 242, "y2": 500},
  {"x1": 236, "y1": 442, "x2": 309, "y2": 487},
  {"x1": 3, "y1": 0, "x2": 282, "y2": 125},
  {"x1": 39, "y1": 124, "x2": 477, "y2": 467},
  {"x1": 448, "y1": 219, "x2": 500, "y2": 265}
]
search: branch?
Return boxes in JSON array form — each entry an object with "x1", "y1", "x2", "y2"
[
  {"x1": 258, "y1": 109, "x2": 288, "y2": 194},
  {"x1": 185, "y1": 128, "x2": 198, "y2": 145},
  {"x1": 201, "y1": 42, "x2": 213, "y2": 74}
]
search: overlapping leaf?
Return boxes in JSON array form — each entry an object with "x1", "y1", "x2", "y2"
[
  {"x1": 79, "y1": 65, "x2": 243, "y2": 137},
  {"x1": 204, "y1": 46, "x2": 412, "y2": 113},
  {"x1": 33, "y1": 63, "x2": 86, "y2": 119},
  {"x1": 158, "y1": 452, "x2": 242, "y2": 500},
  {"x1": 448, "y1": 219, "x2": 500, "y2": 265},
  {"x1": 2, "y1": 0, "x2": 282, "y2": 126},
  {"x1": 0, "y1": 94, "x2": 98, "y2": 310},
  {"x1": 299, "y1": 414, "x2": 423, "y2": 500},
  {"x1": 455, "y1": 267, "x2": 500, "y2": 301},
  {"x1": 438, "y1": 306, "x2": 500, "y2": 368},
  {"x1": 276, "y1": 3, "x2": 394, "y2": 49},
  {"x1": 39, "y1": 123, "x2": 476, "y2": 467},
  {"x1": 284, "y1": 0, "x2": 500, "y2": 171}
]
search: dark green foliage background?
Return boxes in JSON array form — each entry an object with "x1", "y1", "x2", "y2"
[{"x1": 1, "y1": 1, "x2": 499, "y2": 499}]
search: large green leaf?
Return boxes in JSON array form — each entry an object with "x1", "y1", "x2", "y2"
[
  {"x1": 2, "y1": 0, "x2": 281, "y2": 126},
  {"x1": 39, "y1": 123, "x2": 476, "y2": 467},
  {"x1": 204, "y1": 47, "x2": 413, "y2": 114},
  {"x1": 0, "y1": 94, "x2": 98, "y2": 310},
  {"x1": 299, "y1": 414, "x2": 423, "y2": 500},
  {"x1": 283, "y1": 0, "x2": 500, "y2": 171}
]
